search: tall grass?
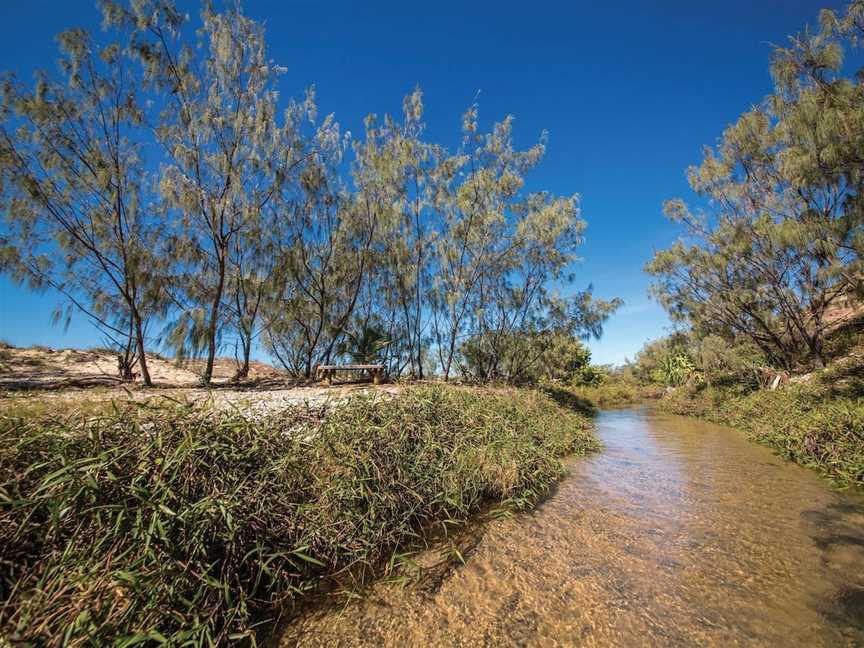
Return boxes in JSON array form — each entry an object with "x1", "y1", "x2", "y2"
[
  {"x1": 659, "y1": 384, "x2": 864, "y2": 488},
  {"x1": 541, "y1": 379, "x2": 663, "y2": 412},
  {"x1": 0, "y1": 386, "x2": 595, "y2": 645}
]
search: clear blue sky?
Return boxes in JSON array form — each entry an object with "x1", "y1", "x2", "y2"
[{"x1": 0, "y1": 0, "x2": 845, "y2": 365}]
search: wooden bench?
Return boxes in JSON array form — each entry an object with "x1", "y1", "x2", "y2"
[{"x1": 316, "y1": 364, "x2": 385, "y2": 385}]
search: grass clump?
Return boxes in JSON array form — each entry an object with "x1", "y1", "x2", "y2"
[
  {"x1": 659, "y1": 383, "x2": 864, "y2": 488},
  {"x1": 568, "y1": 381, "x2": 663, "y2": 409},
  {"x1": 0, "y1": 385, "x2": 594, "y2": 645},
  {"x1": 541, "y1": 378, "x2": 662, "y2": 413}
]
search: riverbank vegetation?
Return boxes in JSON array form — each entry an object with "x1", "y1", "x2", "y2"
[
  {"x1": 624, "y1": 1, "x2": 864, "y2": 487},
  {"x1": 539, "y1": 366, "x2": 663, "y2": 411},
  {"x1": 0, "y1": 385, "x2": 595, "y2": 644},
  {"x1": 659, "y1": 380, "x2": 863, "y2": 488},
  {"x1": 607, "y1": 317, "x2": 864, "y2": 487},
  {"x1": 633, "y1": 320, "x2": 864, "y2": 486},
  {"x1": 567, "y1": 379, "x2": 663, "y2": 410}
]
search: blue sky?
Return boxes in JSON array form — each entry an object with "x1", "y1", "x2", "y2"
[{"x1": 0, "y1": 0, "x2": 846, "y2": 365}]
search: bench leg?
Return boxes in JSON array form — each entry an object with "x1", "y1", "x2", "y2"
[
  {"x1": 326, "y1": 369, "x2": 333, "y2": 386},
  {"x1": 373, "y1": 369, "x2": 381, "y2": 385}
]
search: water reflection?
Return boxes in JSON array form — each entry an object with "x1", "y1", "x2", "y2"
[{"x1": 279, "y1": 409, "x2": 864, "y2": 647}]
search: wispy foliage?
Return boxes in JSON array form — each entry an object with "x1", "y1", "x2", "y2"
[
  {"x1": 0, "y1": 0, "x2": 617, "y2": 383},
  {"x1": 0, "y1": 24, "x2": 167, "y2": 384},
  {"x1": 648, "y1": 0, "x2": 864, "y2": 371}
]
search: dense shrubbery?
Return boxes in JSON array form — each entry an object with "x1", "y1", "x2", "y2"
[
  {"x1": 568, "y1": 380, "x2": 664, "y2": 410},
  {"x1": 629, "y1": 332, "x2": 769, "y2": 390},
  {"x1": 538, "y1": 358, "x2": 663, "y2": 410},
  {"x1": 461, "y1": 331, "x2": 594, "y2": 385},
  {"x1": 0, "y1": 386, "x2": 595, "y2": 645}
]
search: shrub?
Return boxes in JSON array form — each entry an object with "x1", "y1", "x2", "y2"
[
  {"x1": 542, "y1": 374, "x2": 663, "y2": 411},
  {"x1": 571, "y1": 363, "x2": 606, "y2": 387},
  {"x1": 460, "y1": 331, "x2": 593, "y2": 385}
]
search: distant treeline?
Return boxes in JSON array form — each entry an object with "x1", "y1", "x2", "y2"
[{"x1": 0, "y1": 1, "x2": 618, "y2": 385}]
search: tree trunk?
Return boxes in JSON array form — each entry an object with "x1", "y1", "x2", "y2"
[
  {"x1": 236, "y1": 333, "x2": 252, "y2": 380},
  {"x1": 134, "y1": 313, "x2": 153, "y2": 387},
  {"x1": 811, "y1": 342, "x2": 826, "y2": 369},
  {"x1": 443, "y1": 330, "x2": 457, "y2": 381},
  {"x1": 118, "y1": 338, "x2": 136, "y2": 382},
  {"x1": 203, "y1": 254, "x2": 227, "y2": 385}
]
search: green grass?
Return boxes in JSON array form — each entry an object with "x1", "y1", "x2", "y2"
[
  {"x1": 658, "y1": 383, "x2": 864, "y2": 488},
  {"x1": 0, "y1": 385, "x2": 595, "y2": 645},
  {"x1": 542, "y1": 379, "x2": 663, "y2": 412}
]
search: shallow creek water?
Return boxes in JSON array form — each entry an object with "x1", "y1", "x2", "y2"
[{"x1": 279, "y1": 408, "x2": 864, "y2": 647}]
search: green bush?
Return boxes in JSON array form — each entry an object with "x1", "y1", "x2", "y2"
[
  {"x1": 0, "y1": 386, "x2": 595, "y2": 645},
  {"x1": 542, "y1": 375, "x2": 663, "y2": 411},
  {"x1": 571, "y1": 363, "x2": 606, "y2": 387},
  {"x1": 460, "y1": 331, "x2": 593, "y2": 385}
]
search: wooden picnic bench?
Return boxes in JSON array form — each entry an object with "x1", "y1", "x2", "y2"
[{"x1": 316, "y1": 364, "x2": 385, "y2": 385}]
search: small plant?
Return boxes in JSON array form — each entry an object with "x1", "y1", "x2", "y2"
[
  {"x1": 656, "y1": 352, "x2": 701, "y2": 387},
  {"x1": 338, "y1": 324, "x2": 391, "y2": 364}
]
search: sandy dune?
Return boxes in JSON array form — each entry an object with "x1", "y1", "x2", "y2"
[{"x1": 0, "y1": 345, "x2": 283, "y2": 389}]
